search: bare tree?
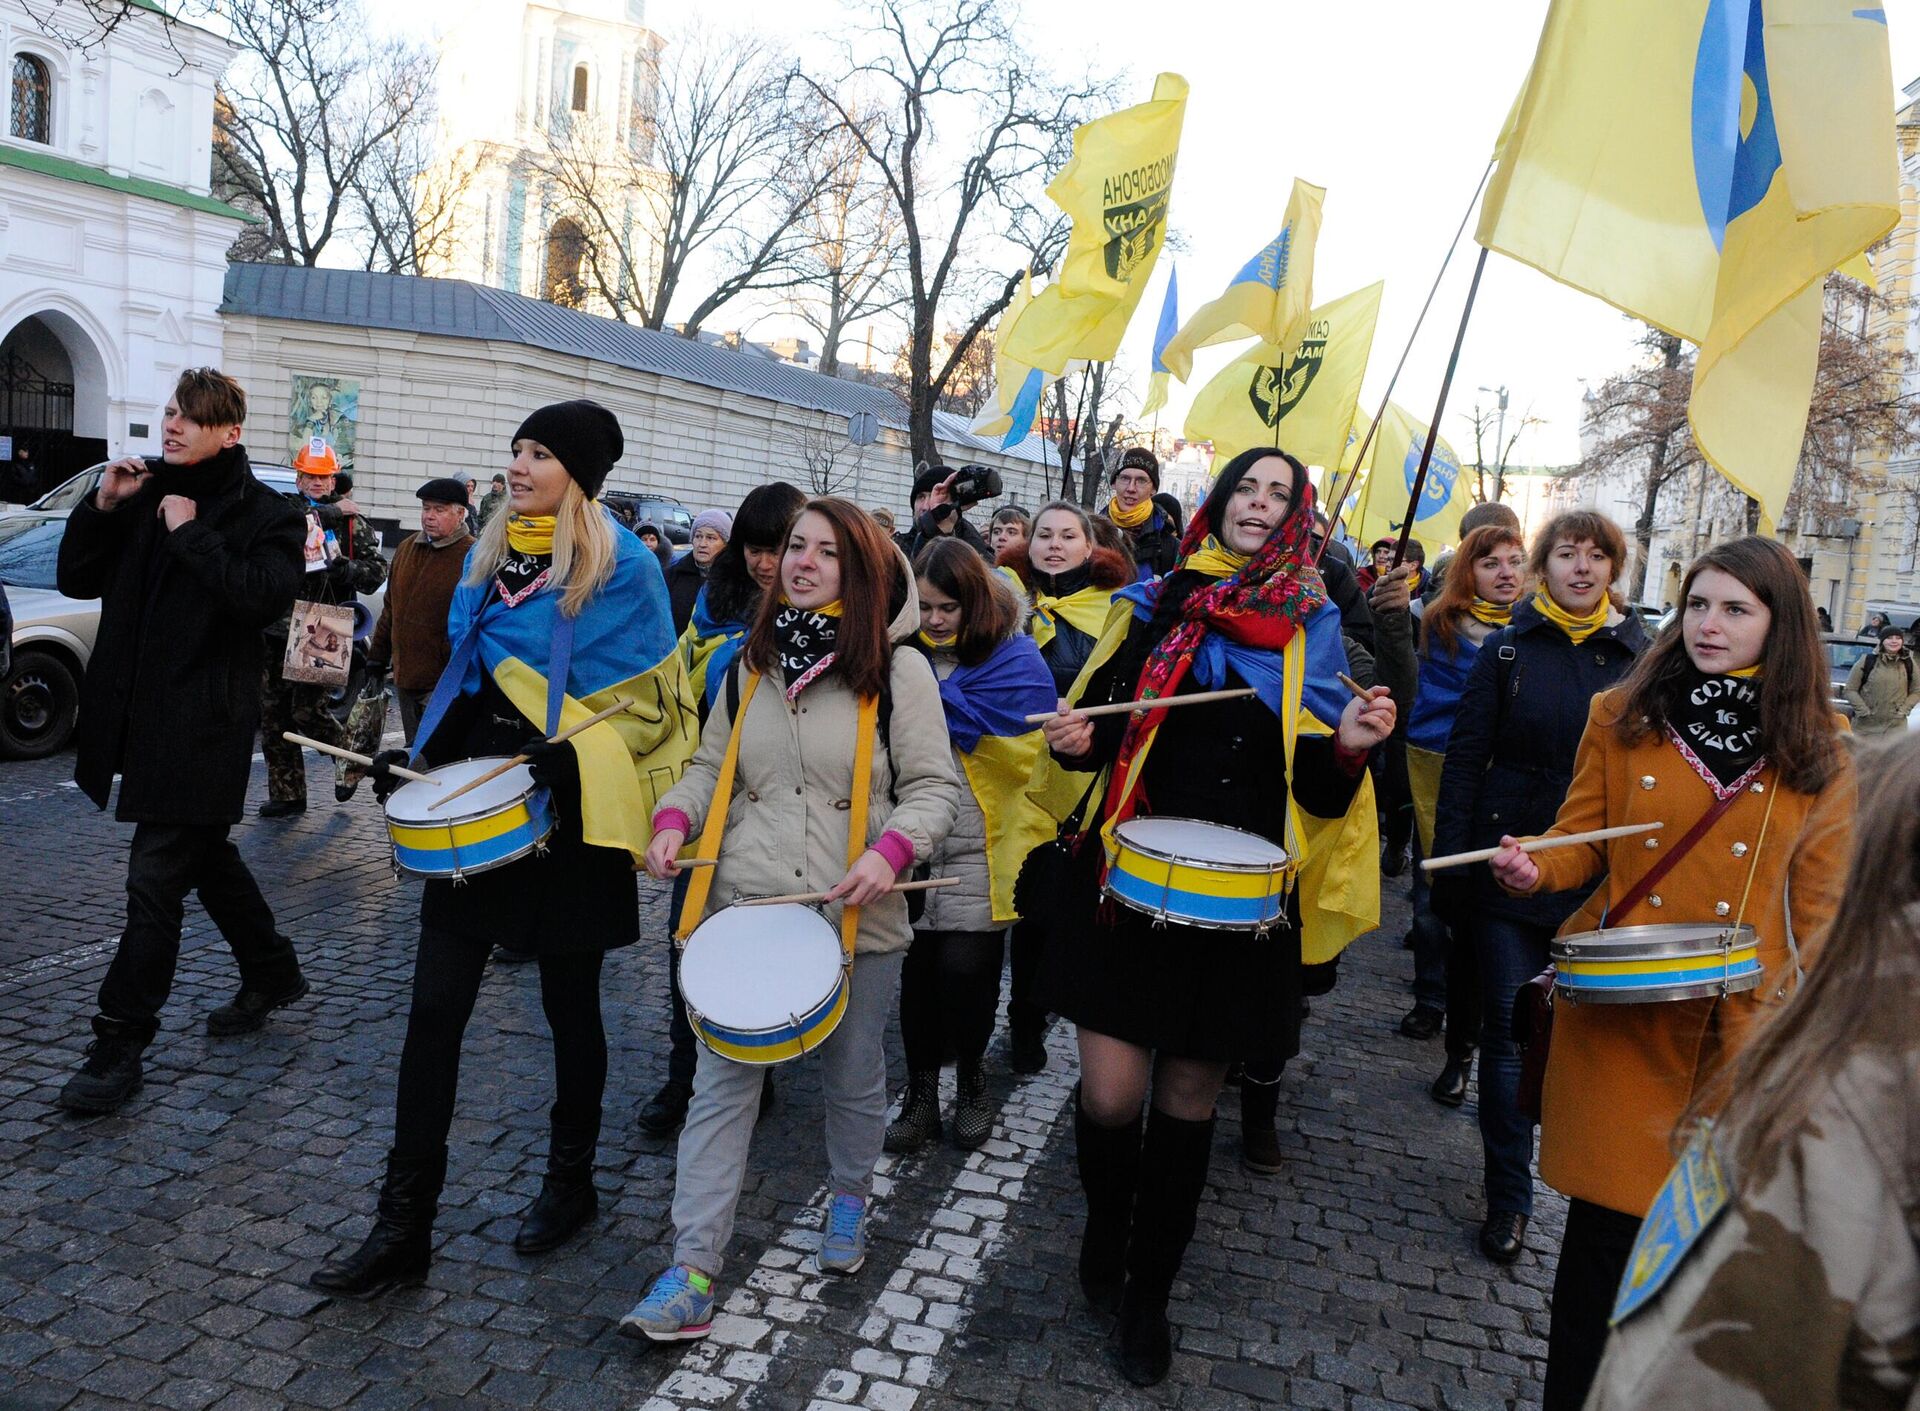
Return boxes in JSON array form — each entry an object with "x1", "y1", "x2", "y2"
[
  {"x1": 534, "y1": 27, "x2": 835, "y2": 334},
  {"x1": 1577, "y1": 275, "x2": 1920, "y2": 599},
  {"x1": 351, "y1": 106, "x2": 475, "y2": 275},
  {"x1": 800, "y1": 0, "x2": 1110, "y2": 468},
  {"x1": 15, "y1": 0, "x2": 203, "y2": 55},
  {"x1": 789, "y1": 110, "x2": 907, "y2": 375},
  {"x1": 1461, "y1": 398, "x2": 1545, "y2": 504},
  {"x1": 779, "y1": 419, "x2": 871, "y2": 497},
  {"x1": 1044, "y1": 362, "x2": 1127, "y2": 506},
  {"x1": 213, "y1": 0, "x2": 434, "y2": 267}
]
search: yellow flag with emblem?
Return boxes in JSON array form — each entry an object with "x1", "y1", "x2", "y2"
[
  {"x1": 1157, "y1": 178, "x2": 1325, "y2": 383},
  {"x1": 1003, "y1": 74, "x2": 1190, "y2": 375},
  {"x1": 1182, "y1": 281, "x2": 1382, "y2": 472},
  {"x1": 1477, "y1": 0, "x2": 1898, "y2": 531},
  {"x1": 1345, "y1": 403, "x2": 1477, "y2": 548}
]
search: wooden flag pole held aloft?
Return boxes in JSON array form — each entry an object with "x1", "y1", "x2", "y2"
[{"x1": 1392, "y1": 244, "x2": 1489, "y2": 569}]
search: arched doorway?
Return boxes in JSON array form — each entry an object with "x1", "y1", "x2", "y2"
[{"x1": 0, "y1": 313, "x2": 110, "y2": 500}]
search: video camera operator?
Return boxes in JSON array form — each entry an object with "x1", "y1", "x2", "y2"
[{"x1": 896, "y1": 464, "x2": 998, "y2": 562}]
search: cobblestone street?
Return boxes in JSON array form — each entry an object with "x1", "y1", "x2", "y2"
[{"x1": 0, "y1": 744, "x2": 1562, "y2": 1410}]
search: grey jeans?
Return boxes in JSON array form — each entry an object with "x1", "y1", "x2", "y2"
[
  {"x1": 671, "y1": 949, "x2": 904, "y2": 1277},
  {"x1": 396, "y1": 686, "x2": 430, "y2": 745}
]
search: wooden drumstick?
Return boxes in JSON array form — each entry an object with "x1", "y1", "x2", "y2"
[
  {"x1": 281, "y1": 732, "x2": 438, "y2": 785},
  {"x1": 1420, "y1": 822, "x2": 1664, "y2": 872},
  {"x1": 428, "y1": 697, "x2": 633, "y2": 811},
  {"x1": 732, "y1": 877, "x2": 960, "y2": 908},
  {"x1": 1024, "y1": 686, "x2": 1258, "y2": 725},
  {"x1": 633, "y1": 857, "x2": 719, "y2": 872}
]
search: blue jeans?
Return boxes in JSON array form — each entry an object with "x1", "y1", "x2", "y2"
[
  {"x1": 1407, "y1": 841, "x2": 1447, "y2": 1010},
  {"x1": 1473, "y1": 913, "x2": 1554, "y2": 1216}
]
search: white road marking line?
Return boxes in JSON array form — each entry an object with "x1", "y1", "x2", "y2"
[{"x1": 637, "y1": 1026, "x2": 1079, "y2": 1411}]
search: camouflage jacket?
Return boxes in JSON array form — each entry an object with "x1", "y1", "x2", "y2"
[
  {"x1": 1588, "y1": 1043, "x2": 1920, "y2": 1410},
  {"x1": 267, "y1": 494, "x2": 387, "y2": 639}
]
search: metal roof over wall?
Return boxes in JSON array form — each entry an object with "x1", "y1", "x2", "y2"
[{"x1": 220, "y1": 263, "x2": 1053, "y2": 466}]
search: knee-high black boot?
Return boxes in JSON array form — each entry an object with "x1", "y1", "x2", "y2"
[
  {"x1": 1239, "y1": 1074, "x2": 1284, "y2": 1174},
  {"x1": 311, "y1": 1146, "x2": 447, "y2": 1297},
  {"x1": 1074, "y1": 1087, "x2": 1144, "y2": 1316},
  {"x1": 514, "y1": 1120, "x2": 599, "y2": 1254},
  {"x1": 1116, "y1": 1108, "x2": 1214, "y2": 1387}
]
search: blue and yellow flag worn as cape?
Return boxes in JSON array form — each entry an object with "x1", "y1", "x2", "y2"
[
  {"x1": 679, "y1": 583, "x2": 750, "y2": 710},
  {"x1": 420, "y1": 518, "x2": 698, "y2": 862},
  {"x1": 934, "y1": 635, "x2": 1059, "y2": 924},
  {"x1": 1025, "y1": 582, "x2": 1378, "y2": 963},
  {"x1": 1404, "y1": 633, "x2": 1488, "y2": 856}
]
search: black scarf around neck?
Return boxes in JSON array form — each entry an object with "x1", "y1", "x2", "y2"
[
  {"x1": 149, "y1": 446, "x2": 245, "y2": 504},
  {"x1": 1030, "y1": 561, "x2": 1094, "y2": 598},
  {"x1": 773, "y1": 603, "x2": 839, "y2": 697},
  {"x1": 1670, "y1": 667, "x2": 1764, "y2": 791}
]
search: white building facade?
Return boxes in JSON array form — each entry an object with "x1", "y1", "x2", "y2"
[
  {"x1": 0, "y1": 0, "x2": 245, "y2": 498},
  {"x1": 422, "y1": 0, "x2": 662, "y2": 310}
]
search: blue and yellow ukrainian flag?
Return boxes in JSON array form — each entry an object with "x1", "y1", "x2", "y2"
[
  {"x1": 1478, "y1": 0, "x2": 1899, "y2": 530},
  {"x1": 1139, "y1": 266, "x2": 1180, "y2": 419}
]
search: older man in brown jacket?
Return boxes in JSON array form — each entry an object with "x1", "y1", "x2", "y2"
[{"x1": 368, "y1": 477, "x2": 474, "y2": 742}]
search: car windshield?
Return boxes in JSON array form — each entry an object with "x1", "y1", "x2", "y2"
[
  {"x1": 0, "y1": 518, "x2": 64, "y2": 589},
  {"x1": 31, "y1": 471, "x2": 101, "y2": 512},
  {"x1": 1828, "y1": 639, "x2": 1874, "y2": 674}
]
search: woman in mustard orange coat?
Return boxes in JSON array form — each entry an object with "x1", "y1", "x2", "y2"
[{"x1": 1489, "y1": 536, "x2": 1855, "y2": 1411}]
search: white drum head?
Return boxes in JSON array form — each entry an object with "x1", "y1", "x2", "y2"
[
  {"x1": 1116, "y1": 817, "x2": 1287, "y2": 866},
  {"x1": 681, "y1": 903, "x2": 844, "y2": 1031},
  {"x1": 386, "y1": 757, "x2": 537, "y2": 823}
]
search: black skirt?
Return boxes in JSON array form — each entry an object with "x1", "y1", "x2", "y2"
[{"x1": 1035, "y1": 890, "x2": 1305, "y2": 1065}]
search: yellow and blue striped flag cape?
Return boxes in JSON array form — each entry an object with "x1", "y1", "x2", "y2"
[
  {"x1": 1023, "y1": 585, "x2": 1379, "y2": 963},
  {"x1": 422, "y1": 515, "x2": 698, "y2": 862},
  {"x1": 1478, "y1": 0, "x2": 1898, "y2": 531}
]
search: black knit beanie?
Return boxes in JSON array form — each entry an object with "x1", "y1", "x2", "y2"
[
  {"x1": 1113, "y1": 446, "x2": 1161, "y2": 489},
  {"x1": 512, "y1": 400, "x2": 623, "y2": 498}
]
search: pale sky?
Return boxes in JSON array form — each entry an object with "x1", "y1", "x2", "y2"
[{"x1": 401, "y1": 0, "x2": 1920, "y2": 469}]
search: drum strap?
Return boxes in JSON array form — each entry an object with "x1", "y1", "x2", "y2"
[
  {"x1": 841, "y1": 694, "x2": 879, "y2": 961},
  {"x1": 676, "y1": 672, "x2": 761, "y2": 943}
]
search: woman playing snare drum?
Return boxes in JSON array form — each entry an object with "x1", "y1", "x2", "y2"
[
  {"x1": 1039, "y1": 449, "x2": 1395, "y2": 1387},
  {"x1": 1488, "y1": 536, "x2": 1855, "y2": 1411},
  {"x1": 884, "y1": 539, "x2": 1056, "y2": 1154},
  {"x1": 624, "y1": 498, "x2": 959, "y2": 1343},
  {"x1": 311, "y1": 400, "x2": 697, "y2": 1298}
]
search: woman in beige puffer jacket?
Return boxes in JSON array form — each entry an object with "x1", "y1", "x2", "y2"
[
  {"x1": 625, "y1": 499, "x2": 959, "y2": 1342},
  {"x1": 885, "y1": 540, "x2": 1057, "y2": 1155}
]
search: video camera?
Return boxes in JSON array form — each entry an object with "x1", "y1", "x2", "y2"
[{"x1": 947, "y1": 464, "x2": 1003, "y2": 508}]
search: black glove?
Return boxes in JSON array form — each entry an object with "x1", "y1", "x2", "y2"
[
  {"x1": 324, "y1": 556, "x2": 357, "y2": 591},
  {"x1": 367, "y1": 749, "x2": 412, "y2": 804},
  {"x1": 518, "y1": 734, "x2": 577, "y2": 803}
]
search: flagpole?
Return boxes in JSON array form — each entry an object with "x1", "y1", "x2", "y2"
[
  {"x1": 1393, "y1": 245, "x2": 1489, "y2": 568},
  {"x1": 1315, "y1": 158, "x2": 1494, "y2": 563}
]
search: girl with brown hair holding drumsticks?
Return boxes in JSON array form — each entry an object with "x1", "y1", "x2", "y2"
[
  {"x1": 1483, "y1": 535, "x2": 1855, "y2": 1411},
  {"x1": 623, "y1": 498, "x2": 958, "y2": 1344}
]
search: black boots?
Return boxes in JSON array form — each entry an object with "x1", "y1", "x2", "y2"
[
  {"x1": 1239, "y1": 1078, "x2": 1284, "y2": 1175},
  {"x1": 311, "y1": 1146, "x2": 446, "y2": 1298},
  {"x1": 1431, "y1": 1052, "x2": 1473, "y2": 1107},
  {"x1": 885, "y1": 1071, "x2": 942, "y2": 1154},
  {"x1": 638, "y1": 1076, "x2": 693, "y2": 1139},
  {"x1": 1073, "y1": 1089, "x2": 1143, "y2": 1317},
  {"x1": 1116, "y1": 1108, "x2": 1214, "y2": 1388},
  {"x1": 57, "y1": 1018, "x2": 148, "y2": 1115},
  {"x1": 206, "y1": 966, "x2": 309, "y2": 1037},
  {"x1": 514, "y1": 1122, "x2": 598, "y2": 1254},
  {"x1": 951, "y1": 1062, "x2": 993, "y2": 1151}
]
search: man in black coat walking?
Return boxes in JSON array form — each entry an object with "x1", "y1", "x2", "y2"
[{"x1": 54, "y1": 368, "x2": 310, "y2": 1115}]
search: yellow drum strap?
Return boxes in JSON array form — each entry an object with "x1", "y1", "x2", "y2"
[
  {"x1": 840, "y1": 695, "x2": 879, "y2": 961},
  {"x1": 675, "y1": 672, "x2": 762, "y2": 942}
]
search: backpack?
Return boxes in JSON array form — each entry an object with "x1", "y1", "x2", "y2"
[{"x1": 1858, "y1": 650, "x2": 1914, "y2": 695}]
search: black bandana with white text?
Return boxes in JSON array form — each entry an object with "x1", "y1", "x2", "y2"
[{"x1": 1670, "y1": 668, "x2": 1763, "y2": 792}]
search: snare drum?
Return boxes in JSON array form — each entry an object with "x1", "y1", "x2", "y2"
[
  {"x1": 383, "y1": 757, "x2": 555, "y2": 880},
  {"x1": 1103, "y1": 817, "x2": 1292, "y2": 931},
  {"x1": 1551, "y1": 923, "x2": 1762, "y2": 1004},
  {"x1": 679, "y1": 903, "x2": 849, "y2": 1065}
]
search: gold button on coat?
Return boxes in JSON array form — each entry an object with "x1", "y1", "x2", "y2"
[
  {"x1": 1751, "y1": 782, "x2": 1766, "y2": 794},
  {"x1": 1639, "y1": 775, "x2": 1657, "y2": 790},
  {"x1": 1644, "y1": 837, "x2": 1659, "y2": 849},
  {"x1": 1715, "y1": 901, "x2": 1731, "y2": 916},
  {"x1": 1731, "y1": 842, "x2": 1749, "y2": 857},
  {"x1": 1648, "y1": 895, "x2": 1663, "y2": 908}
]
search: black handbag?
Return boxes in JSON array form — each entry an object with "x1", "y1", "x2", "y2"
[{"x1": 1013, "y1": 773, "x2": 1104, "y2": 927}]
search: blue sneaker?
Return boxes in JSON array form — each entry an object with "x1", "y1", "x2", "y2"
[
  {"x1": 619, "y1": 1263, "x2": 715, "y2": 1342},
  {"x1": 817, "y1": 1192, "x2": 868, "y2": 1275}
]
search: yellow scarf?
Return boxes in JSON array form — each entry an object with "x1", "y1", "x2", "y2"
[
  {"x1": 1181, "y1": 534, "x2": 1251, "y2": 580},
  {"x1": 506, "y1": 514, "x2": 556, "y2": 555},
  {"x1": 1729, "y1": 664, "x2": 1762, "y2": 679},
  {"x1": 917, "y1": 630, "x2": 956, "y2": 650},
  {"x1": 1468, "y1": 597, "x2": 1514, "y2": 629},
  {"x1": 779, "y1": 596, "x2": 843, "y2": 617},
  {"x1": 1031, "y1": 584, "x2": 1115, "y2": 650},
  {"x1": 1107, "y1": 497, "x2": 1154, "y2": 530},
  {"x1": 1531, "y1": 586, "x2": 1609, "y2": 645}
]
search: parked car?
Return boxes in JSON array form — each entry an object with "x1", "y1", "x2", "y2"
[
  {"x1": 1, "y1": 462, "x2": 384, "y2": 759},
  {"x1": 1823, "y1": 632, "x2": 1876, "y2": 722},
  {"x1": 602, "y1": 491, "x2": 694, "y2": 546}
]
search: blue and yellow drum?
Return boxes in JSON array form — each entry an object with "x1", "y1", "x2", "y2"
[
  {"x1": 383, "y1": 757, "x2": 555, "y2": 880},
  {"x1": 1552, "y1": 923, "x2": 1762, "y2": 1004},
  {"x1": 1103, "y1": 817, "x2": 1292, "y2": 931},
  {"x1": 679, "y1": 902, "x2": 850, "y2": 1065}
]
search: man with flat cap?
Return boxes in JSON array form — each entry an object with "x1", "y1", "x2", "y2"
[{"x1": 368, "y1": 476, "x2": 475, "y2": 745}]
